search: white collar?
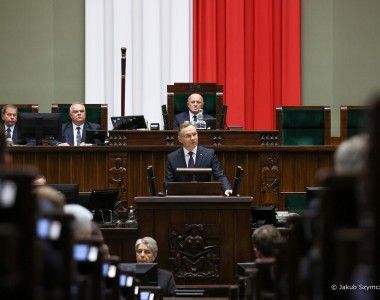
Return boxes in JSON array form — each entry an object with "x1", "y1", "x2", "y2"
[
  {"x1": 5, "y1": 124, "x2": 15, "y2": 130},
  {"x1": 184, "y1": 146, "x2": 197, "y2": 156},
  {"x1": 72, "y1": 123, "x2": 84, "y2": 130}
]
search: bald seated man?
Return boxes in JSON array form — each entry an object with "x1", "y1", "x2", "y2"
[{"x1": 174, "y1": 93, "x2": 214, "y2": 129}]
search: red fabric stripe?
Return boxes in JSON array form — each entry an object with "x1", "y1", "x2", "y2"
[{"x1": 193, "y1": 0, "x2": 301, "y2": 130}]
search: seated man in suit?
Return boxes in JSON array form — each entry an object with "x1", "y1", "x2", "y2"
[
  {"x1": 165, "y1": 122, "x2": 232, "y2": 196},
  {"x1": 135, "y1": 237, "x2": 176, "y2": 297},
  {"x1": 174, "y1": 93, "x2": 214, "y2": 129},
  {"x1": 1, "y1": 104, "x2": 27, "y2": 145},
  {"x1": 58, "y1": 103, "x2": 100, "y2": 146}
]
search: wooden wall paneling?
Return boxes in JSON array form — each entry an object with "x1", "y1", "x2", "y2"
[
  {"x1": 127, "y1": 151, "x2": 152, "y2": 200},
  {"x1": 246, "y1": 152, "x2": 261, "y2": 206},
  {"x1": 55, "y1": 152, "x2": 72, "y2": 184},
  {"x1": 280, "y1": 149, "x2": 333, "y2": 192},
  {"x1": 8, "y1": 144, "x2": 336, "y2": 207},
  {"x1": 81, "y1": 151, "x2": 107, "y2": 190},
  {"x1": 44, "y1": 152, "x2": 56, "y2": 182},
  {"x1": 68, "y1": 152, "x2": 82, "y2": 186}
]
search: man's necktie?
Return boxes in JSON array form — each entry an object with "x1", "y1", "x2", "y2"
[
  {"x1": 6, "y1": 128, "x2": 11, "y2": 139},
  {"x1": 193, "y1": 115, "x2": 197, "y2": 122},
  {"x1": 188, "y1": 151, "x2": 195, "y2": 168},
  {"x1": 76, "y1": 127, "x2": 81, "y2": 146}
]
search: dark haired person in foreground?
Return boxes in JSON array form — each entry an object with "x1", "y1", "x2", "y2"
[
  {"x1": 58, "y1": 103, "x2": 100, "y2": 146},
  {"x1": 135, "y1": 237, "x2": 176, "y2": 296},
  {"x1": 165, "y1": 122, "x2": 232, "y2": 196},
  {"x1": 252, "y1": 225, "x2": 283, "y2": 259}
]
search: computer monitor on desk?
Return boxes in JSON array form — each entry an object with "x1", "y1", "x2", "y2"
[
  {"x1": 88, "y1": 189, "x2": 119, "y2": 224},
  {"x1": 111, "y1": 115, "x2": 147, "y2": 130},
  {"x1": 85, "y1": 130, "x2": 107, "y2": 145},
  {"x1": 18, "y1": 112, "x2": 62, "y2": 145},
  {"x1": 118, "y1": 263, "x2": 158, "y2": 286},
  {"x1": 175, "y1": 168, "x2": 212, "y2": 182},
  {"x1": 204, "y1": 117, "x2": 217, "y2": 129},
  {"x1": 48, "y1": 184, "x2": 79, "y2": 204}
]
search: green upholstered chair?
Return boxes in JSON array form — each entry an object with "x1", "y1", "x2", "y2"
[
  {"x1": 340, "y1": 105, "x2": 368, "y2": 141},
  {"x1": 280, "y1": 192, "x2": 308, "y2": 214},
  {"x1": 51, "y1": 103, "x2": 108, "y2": 130},
  {"x1": 1, "y1": 104, "x2": 39, "y2": 113},
  {"x1": 166, "y1": 82, "x2": 224, "y2": 130},
  {"x1": 276, "y1": 106, "x2": 331, "y2": 145}
]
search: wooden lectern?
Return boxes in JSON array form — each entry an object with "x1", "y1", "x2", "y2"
[
  {"x1": 135, "y1": 195, "x2": 253, "y2": 284},
  {"x1": 166, "y1": 182, "x2": 222, "y2": 195}
]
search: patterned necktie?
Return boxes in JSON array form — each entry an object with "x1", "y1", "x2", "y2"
[
  {"x1": 193, "y1": 115, "x2": 197, "y2": 122},
  {"x1": 6, "y1": 128, "x2": 11, "y2": 139},
  {"x1": 188, "y1": 151, "x2": 195, "y2": 168},
  {"x1": 76, "y1": 127, "x2": 81, "y2": 146}
]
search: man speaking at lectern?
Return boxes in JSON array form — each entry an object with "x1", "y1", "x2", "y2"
[{"x1": 164, "y1": 122, "x2": 232, "y2": 196}]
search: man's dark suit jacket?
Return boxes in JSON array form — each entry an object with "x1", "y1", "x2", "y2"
[
  {"x1": 164, "y1": 145, "x2": 231, "y2": 192},
  {"x1": 174, "y1": 111, "x2": 214, "y2": 129},
  {"x1": 61, "y1": 121, "x2": 100, "y2": 146},
  {"x1": 4, "y1": 124, "x2": 32, "y2": 145},
  {"x1": 11, "y1": 125, "x2": 26, "y2": 145},
  {"x1": 157, "y1": 268, "x2": 176, "y2": 296}
]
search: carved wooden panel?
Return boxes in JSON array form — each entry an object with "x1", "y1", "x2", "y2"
[
  {"x1": 260, "y1": 152, "x2": 280, "y2": 206},
  {"x1": 108, "y1": 156, "x2": 128, "y2": 202},
  {"x1": 135, "y1": 196, "x2": 252, "y2": 284},
  {"x1": 169, "y1": 224, "x2": 220, "y2": 279}
]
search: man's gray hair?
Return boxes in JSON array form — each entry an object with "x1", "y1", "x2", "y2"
[
  {"x1": 1, "y1": 104, "x2": 17, "y2": 116},
  {"x1": 64, "y1": 204, "x2": 93, "y2": 239},
  {"x1": 334, "y1": 134, "x2": 369, "y2": 175},
  {"x1": 69, "y1": 103, "x2": 86, "y2": 114},
  {"x1": 135, "y1": 236, "x2": 158, "y2": 255},
  {"x1": 252, "y1": 224, "x2": 282, "y2": 257}
]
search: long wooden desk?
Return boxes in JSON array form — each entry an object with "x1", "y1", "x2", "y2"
[{"x1": 8, "y1": 130, "x2": 336, "y2": 208}]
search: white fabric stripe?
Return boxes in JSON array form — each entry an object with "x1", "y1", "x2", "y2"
[{"x1": 85, "y1": 0, "x2": 192, "y2": 129}]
